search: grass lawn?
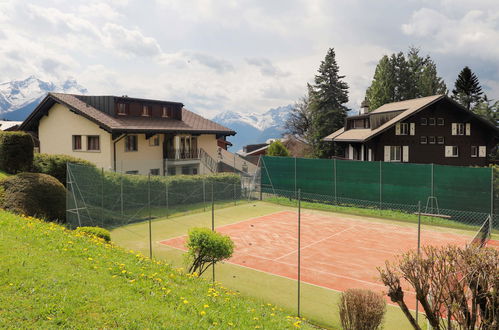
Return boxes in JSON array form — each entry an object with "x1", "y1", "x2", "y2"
[
  {"x1": 0, "y1": 210, "x2": 313, "y2": 329},
  {"x1": 111, "y1": 201, "x2": 455, "y2": 329},
  {"x1": 0, "y1": 170, "x2": 9, "y2": 180}
]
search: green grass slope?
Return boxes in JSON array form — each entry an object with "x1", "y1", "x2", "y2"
[{"x1": 0, "y1": 210, "x2": 312, "y2": 329}]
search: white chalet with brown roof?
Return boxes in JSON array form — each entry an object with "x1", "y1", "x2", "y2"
[{"x1": 20, "y1": 93, "x2": 236, "y2": 175}]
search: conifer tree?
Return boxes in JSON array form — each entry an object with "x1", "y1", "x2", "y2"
[
  {"x1": 452, "y1": 66, "x2": 484, "y2": 110},
  {"x1": 309, "y1": 48, "x2": 349, "y2": 158}
]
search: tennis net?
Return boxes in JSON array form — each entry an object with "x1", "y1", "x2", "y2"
[{"x1": 470, "y1": 215, "x2": 492, "y2": 248}]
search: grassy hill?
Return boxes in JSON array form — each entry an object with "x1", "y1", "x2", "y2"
[{"x1": 0, "y1": 210, "x2": 312, "y2": 329}]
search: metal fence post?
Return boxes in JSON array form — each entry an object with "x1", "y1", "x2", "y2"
[
  {"x1": 203, "y1": 179, "x2": 206, "y2": 212},
  {"x1": 334, "y1": 158, "x2": 337, "y2": 204},
  {"x1": 120, "y1": 171, "x2": 124, "y2": 222},
  {"x1": 165, "y1": 181, "x2": 169, "y2": 219},
  {"x1": 294, "y1": 157, "x2": 297, "y2": 200},
  {"x1": 297, "y1": 188, "x2": 301, "y2": 317},
  {"x1": 148, "y1": 173, "x2": 152, "y2": 259},
  {"x1": 379, "y1": 161, "x2": 382, "y2": 214},
  {"x1": 416, "y1": 201, "x2": 421, "y2": 325},
  {"x1": 211, "y1": 182, "x2": 215, "y2": 283},
  {"x1": 491, "y1": 167, "x2": 494, "y2": 223},
  {"x1": 233, "y1": 181, "x2": 237, "y2": 206}
]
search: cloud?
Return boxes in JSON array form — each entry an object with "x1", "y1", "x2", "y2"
[
  {"x1": 102, "y1": 23, "x2": 162, "y2": 57},
  {"x1": 246, "y1": 58, "x2": 289, "y2": 77},
  {"x1": 188, "y1": 52, "x2": 234, "y2": 73}
]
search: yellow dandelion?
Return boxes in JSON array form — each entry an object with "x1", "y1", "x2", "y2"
[
  {"x1": 199, "y1": 311, "x2": 206, "y2": 316},
  {"x1": 293, "y1": 321, "x2": 301, "y2": 328},
  {"x1": 121, "y1": 270, "x2": 127, "y2": 273},
  {"x1": 87, "y1": 257, "x2": 93, "y2": 261},
  {"x1": 253, "y1": 317, "x2": 259, "y2": 320},
  {"x1": 183, "y1": 300, "x2": 189, "y2": 304}
]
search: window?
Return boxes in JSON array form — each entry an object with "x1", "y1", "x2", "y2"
[
  {"x1": 400, "y1": 123, "x2": 409, "y2": 135},
  {"x1": 192, "y1": 167, "x2": 198, "y2": 175},
  {"x1": 87, "y1": 136, "x2": 100, "y2": 151},
  {"x1": 437, "y1": 118, "x2": 444, "y2": 126},
  {"x1": 429, "y1": 118, "x2": 436, "y2": 125},
  {"x1": 125, "y1": 170, "x2": 139, "y2": 175},
  {"x1": 125, "y1": 135, "x2": 138, "y2": 152},
  {"x1": 471, "y1": 146, "x2": 478, "y2": 157},
  {"x1": 149, "y1": 135, "x2": 160, "y2": 146},
  {"x1": 453, "y1": 123, "x2": 465, "y2": 135},
  {"x1": 429, "y1": 136, "x2": 436, "y2": 144},
  {"x1": 72, "y1": 135, "x2": 82, "y2": 150},
  {"x1": 479, "y1": 146, "x2": 486, "y2": 157},
  {"x1": 420, "y1": 136, "x2": 427, "y2": 144},
  {"x1": 117, "y1": 103, "x2": 127, "y2": 115},
  {"x1": 421, "y1": 118, "x2": 427, "y2": 125},
  {"x1": 162, "y1": 106, "x2": 169, "y2": 118},
  {"x1": 182, "y1": 166, "x2": 190, "y2": 175},
  {"x1": 437, "y1": 136, "x2": 444, "y2": 144},
  {"x1": 390, "y1": 146, "x2": 402, "y2": 162},
  {"x1": 445, "y1": 146, "x2": 459, "y2": 157},
  {"x1": 168, "y1": 167, "x2": 176, "y2": 176},
  {"x1": 142, "y1": 105, "x2": 152, "y2": 116},
  {"x1": 150, "y1": 168, "x2": 160, "y2": 176}
]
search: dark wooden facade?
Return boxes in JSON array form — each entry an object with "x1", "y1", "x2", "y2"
[{"x1": 336, "y1": 98, "x2": 498, "y2": 166}]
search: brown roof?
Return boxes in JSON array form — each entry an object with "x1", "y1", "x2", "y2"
[
  {"x1": 20, "y1": 93, "x2": 236, "y2": 135},
  {"x1": 324, "y1": 95, "x2": 444, "y2": 142}
]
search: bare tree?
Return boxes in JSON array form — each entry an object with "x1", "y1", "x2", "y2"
[
  {"x1": 378, "y1": 245, "x2": 498, "y2": 330},
  {"x1": 338, "y1": 289, "x2": 386, "y2": 330},
  {"x1": 284, "y1": 92, "x2": 312, "y2": 141}
]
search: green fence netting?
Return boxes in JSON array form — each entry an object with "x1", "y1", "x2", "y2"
[{"x1": 261, "y1": 156, "x2": 495, "y2": 226}]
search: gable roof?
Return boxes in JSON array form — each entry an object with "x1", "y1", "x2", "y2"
[
  {"x1": 324, "y1": 94, "x2": 499, "y2": 142},
  {"x1": 20, "y1": 93, "x2": 236, "y2": 136}
]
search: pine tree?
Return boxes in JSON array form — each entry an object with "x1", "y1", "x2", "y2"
[
  {"x1": 365, "y1": 47, "x2": 447, "y2": 110},
  {"x1": 452, "y1": 66, "x2": 484, "y2": 111},
  {"x1": 309, "y1": 48, "x2": 349, "y2": 158},
  {"x1": 473, "y1": 95, "x2": 498, "y2": 126}
]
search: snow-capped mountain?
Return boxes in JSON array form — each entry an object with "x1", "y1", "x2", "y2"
[
  {"x1": 0, "y1": 76, "x2": 87, "y2": 120},
  {"x1": 212, "y1": 105, "x2": 293, "y2": 152}
]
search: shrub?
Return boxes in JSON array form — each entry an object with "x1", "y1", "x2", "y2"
[
  {"x1": 33, "y1": 153, "x2": 95, "y2": 186},
  {"x1": 0, "y1": 132, "x2": 34, "y2": 174},
  {"x1": 75, "y1": 226, "x2": 111, "y2": 242},
  {"x1": 0, "y1": 172, "x2": 66, "y2": 222},
  {"x1": 338, "y1": 289, "x2": 386, "y2": 330},
  {"x1": 267, "y1": 140, "x2": 290, "y2": 157},
  {"x1": 186, "y1": 227, "x2": 234, "y2": 276}
]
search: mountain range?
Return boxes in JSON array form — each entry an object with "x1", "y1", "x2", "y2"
[
  {"x1": 0, "y1": 76, "x2": 292, "y2": 151},
  {"x1": 211, "y1": 105, "x2": 292, "y2": 152},
  {"x1": 0, "y1": 76, "x2": 87, "y2": 121}
]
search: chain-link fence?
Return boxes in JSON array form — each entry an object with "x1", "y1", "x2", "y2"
[{"x1": 66, "y1": 161, "x2": 496, "y2": 329}]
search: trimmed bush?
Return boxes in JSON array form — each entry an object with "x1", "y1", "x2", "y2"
[
  {"x1": 0, "y1": 132, "x2": 34, "y2": 174},
  {"x1": 186, "y1": 227, "x2": 234, "y2": 276},
  {"x1": 267, "y1": 140, "x2": 290, "y2": 157},
  {"x1": 338, "y1": 289, "x2": 386, "y2": 330},
  {"x1": 0, "y1": 172, "x2": 66, "y2": 222},
  {"x1": 33, "y1": 153, "x2": 95, "y2": 186},
  {"x1": 75, "y1": 226, "x2": 111, "y2": 242}
]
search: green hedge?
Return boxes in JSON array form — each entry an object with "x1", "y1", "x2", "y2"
[
  {"x1": 0, "y1": 172, "x2": 66, "y2": 222},
  {"x1": 33, "y1": 153, "x2": 95, "y2": 185},
  {"x1": 75, "y1": 226, "x2": 111, "y2": 242},
  {"x1": 67, "y1": 164, "x2": 241, "y2": 216},
  {"x1": 0, "y1": 132, "x2": 34, "y2": 174}
]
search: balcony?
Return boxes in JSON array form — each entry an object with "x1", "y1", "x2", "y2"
[{"x1": 165, "y1": 148, "x2": 200, "y2": 160}]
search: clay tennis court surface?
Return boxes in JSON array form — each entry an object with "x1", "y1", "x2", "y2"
[{"x1": 160, "y1": 210, "x2": 493, "y2": 309}]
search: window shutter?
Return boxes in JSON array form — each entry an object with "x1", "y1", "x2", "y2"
[
  {"x1": 384, "y1": 146, "x2": 390, "y2": 162},
  {"x1": 465, "y1": 123, "x2": 471, "y2": 136},
  {"x1": 368, "y1": 148, "x2": 372, "y2": 161},
  {"x1": 479, "y1": 146, "x2": 486, "y2": 157},
  {"x1": 410, "y1": 123, "x2": 415, "y2": 135},
  {"x1": 402, "y1": 146, "x2": 409, "y2": 162},
  {"x1": 451, "y1": 123, "x2": 457, "y2": 135},
  {"x1": 445, "y1": 146, "x2": 452, "y2": 157},
  {"x1": 395, "y1": 123, "x2": 400, "y2": 135}
]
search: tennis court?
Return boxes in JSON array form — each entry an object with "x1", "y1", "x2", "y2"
[{"x1": 160, "y1": 209, "x2": 487, "y2": 309}]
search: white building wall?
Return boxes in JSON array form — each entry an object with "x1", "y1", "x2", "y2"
[
  {"x1": 38, "y1": 103, "x2": 113, "y2": 169},
  {"x1": 114, "y1": 134, "x2": 164, "y2": 175}
]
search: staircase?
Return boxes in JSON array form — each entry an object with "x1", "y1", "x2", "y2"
[
  {"x1": 199, "y1": 148, "x2": 218, "y2": 173},
  {"x1": 217, "y1": 148, "x2": 258, "y2": 175}
]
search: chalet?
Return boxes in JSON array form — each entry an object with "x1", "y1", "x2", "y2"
[
  {"x1": 324, "y1": 95, "x2": 499, "y2": 166},
  {"x1": 20, "y1": 93, "x2": 236, "y2": 175}
]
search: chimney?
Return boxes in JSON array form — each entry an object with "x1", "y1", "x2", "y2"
[{"x1": 360, "y1": 99, "x2": 370, "y2": 115}]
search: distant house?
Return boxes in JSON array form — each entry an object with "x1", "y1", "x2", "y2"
[
  {"x1": 0, "y1": 120, "x2": 22, "y2": 131},
  {"x1": 20, "y1": 93, "x2": 236, "y2": 175},
  {"x1": 323, "y1": 95, "x2": 499, "y2": 166},
  {"x1": 239, "y1": 135, "x2": 312, "y2": 160}
]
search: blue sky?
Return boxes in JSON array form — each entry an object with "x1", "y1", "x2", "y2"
[{"x1": 1, "y1": 0, "x2": 499, "y2": 116}]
